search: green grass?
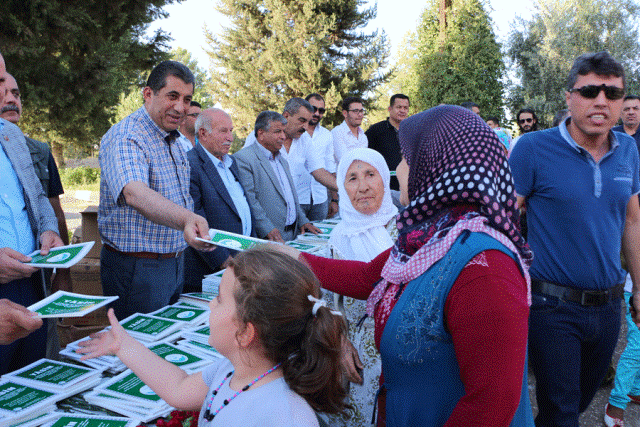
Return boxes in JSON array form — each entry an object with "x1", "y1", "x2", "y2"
[{"x1": 63, "y1": 182, "x2": 100, "y2": 193}]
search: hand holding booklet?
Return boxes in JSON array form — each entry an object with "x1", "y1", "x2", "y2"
[{"x1": 24, "y1": 241, "x2": 94, "y2": 268}]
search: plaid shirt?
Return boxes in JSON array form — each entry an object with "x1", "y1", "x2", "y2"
[{"x1": 99, "y1": 107, "x2": 192, "y2": 253}]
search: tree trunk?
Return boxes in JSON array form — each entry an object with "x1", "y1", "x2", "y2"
[
  {"x1": 439, "y1": 0, "x2": 451, "y2": 50},
  {"x1": 51, "y1": 140, "x2": 65, "y2": 168}
]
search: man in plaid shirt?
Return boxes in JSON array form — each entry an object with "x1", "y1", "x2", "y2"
[{"x1": 99, "y1": 61, "x2": 212, "y2": 319}]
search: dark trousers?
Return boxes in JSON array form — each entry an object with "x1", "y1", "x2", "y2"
[
  {"x1": 0, "y1": 275, "x2": 47, "y2": 375},
  {"x1": 100, "y1": 247, "x2": 185, "y2": 320},
  {"x1": 528, "y1": 292, "x2": 621, "y2": 427}
]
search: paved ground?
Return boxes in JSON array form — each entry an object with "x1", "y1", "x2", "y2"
[{"x1": 59, "y1": 192, "x2": 640, "y2": 426}]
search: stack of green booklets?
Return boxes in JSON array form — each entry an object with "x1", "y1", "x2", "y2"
[
  {"x1": 118, "y1": 313, "x2": 185, "y2": 343},
  {"x1": 175, "y1": 325, "x2": 222, "y2": 361},
  {"x1": 60, "y1": 337, "x2": 124, "y2": 374},
  {"x1": 201, "y1": 269, "x2": 225, "y2": 295},
  {"x1": 148, "y1": 304, "x2": 209, "y2": 327},
  {"x1": 146, "y1": 342, "x2": 211, "y2": 373},
  {"x1": 178, "y1": 292, "x2": 216, "y2": 309},
  {"x1": 83, "y1": 370, "x2": 173, "y2": 422},
  {"x1": 0, "y1": 379, "x2": 59, "y2": 426},
  {"x1": 45, "y1": 414, "x2": 140, "y2": 427}
]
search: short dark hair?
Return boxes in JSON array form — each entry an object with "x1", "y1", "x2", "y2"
[
  {"x1": 566, "y1": 51, "x2": 625, "y2": 91},
  {"x1": 283, "y1": 97, "x2": 314, "y2": 116},
  {"x1": 305, "y1": 93, "x2": 324, "y2": 103},
  {"x1": 342, "y1": 96, "x2": 364, "y2": 111},
  {"x1": 624, "y1": 95, "x2": 640, "y2": 102},
  {"x1": 486, "y1": 116, "x2": 500, "y2": 125},
  {"x1": 517, "y1": 108, "x2": 539, "y2": 132},
  {"x1": 146, "y1": 61, "x2": 195, "y2": 93},
  {"x1": 390, "y1": 94, "x2": 409, "y2": 107},
  {"x1": 190, "y1": 100, "x2": 202, "y2": 108},
  {"x1": 255, "y1": 111, "x2": 287, "y2": 137},
  {"x1": 460, "y1": 101, "x2": 479, "y2": 111},
  {"x1": 552, "y1": 109, "x2": 570, "y2": 127}
]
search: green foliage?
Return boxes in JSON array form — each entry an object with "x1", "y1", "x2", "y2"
[
  {"x1": 393, "y1": 0, "x2": 505, "y2": 119},
  {"x1": 206, "y1": 0, "x2": 391, "y2": 137},
  {"x1": 506, "y1": 0, "x2": 640, "y2": 127},
  {"x1": 0, "y1": 0, "x2": 178, "y2": 155},
  {"x1": 171, "y1": 47, "x2": 215, "y2": 108},
  {"x1": 60, "y1": 166, "x2": 101, "y2": 187}
]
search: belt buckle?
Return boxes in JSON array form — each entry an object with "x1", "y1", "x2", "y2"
[{"x1": 580, "y1": 290, "x2": 603, "y2": 306}]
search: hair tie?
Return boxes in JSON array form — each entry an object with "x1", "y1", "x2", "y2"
[{"x1": 307, "y1": 295, "x2": 343, "y2": 317}]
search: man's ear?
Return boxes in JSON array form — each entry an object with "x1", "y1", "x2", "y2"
[{"x1": 142, "y1": 87, "x2": 153, "y2": 103}]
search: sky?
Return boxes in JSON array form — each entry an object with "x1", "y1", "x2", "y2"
[{"x1": 147, "y1": 0, "x2": 538, "y2": 67}]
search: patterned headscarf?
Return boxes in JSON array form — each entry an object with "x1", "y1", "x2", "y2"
[{"x1": 366, "y1": 105, "x2": 532, "y2": 323}]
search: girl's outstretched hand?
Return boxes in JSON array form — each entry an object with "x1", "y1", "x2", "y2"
[{"x1": 77, "y1": 308, "x2": 128, "y2": 359}]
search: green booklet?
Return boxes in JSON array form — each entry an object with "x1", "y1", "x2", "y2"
[
  {"x1": 147, "y1": 343, "x2": 209, "y2": 370},
  {"x1": 119, "y1": 313, "x2": 182, "y2": 342},
  {"x1": 196, "y1": 228, "x2": 266, "y2": 251},
  {"x1": 49, "y1": 414, "x2": 140, "y2": 427},
  {"x1": 149, "y1": 305, "x2": 208, "y2": 324},
  {"x1": 27, "y1": 291, "x2": 118, "y2": 318},
  {"x1": 0, "y1": 380, "x2": 57, "y2": 420},
  {"x1": 1, "y1": 359, "x2": 100, "y2": 393},
  {"x1": 24, "y1": 242, "x2": 94, "y2": 268}
]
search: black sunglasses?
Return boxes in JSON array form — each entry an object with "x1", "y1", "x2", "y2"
[
  {"x1": 312, "y1": 106, "x2": 326, "y2": 114},
  {"x1": 568, "y1": 84, "x2": 625, "y2": 100},
  {"x1": 518, "y1": 118, "x2": 533, "y2": 124}
]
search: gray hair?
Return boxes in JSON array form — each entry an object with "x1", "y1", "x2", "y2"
[
  {"x1": 283, "y1": 97, "x2": 314, "y2": 116},
  {"x1": 254, "y1": 111, "x2": 287, "y2": 137},
  {"x1": 195, "y1": 108, "x2": 228, "y2": 134}
]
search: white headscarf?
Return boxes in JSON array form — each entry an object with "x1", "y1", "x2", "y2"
[{"x1": 329, "y1": 148, "x2": 398, "y2": 261}]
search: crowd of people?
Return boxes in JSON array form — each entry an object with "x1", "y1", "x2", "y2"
[{"x1": 2, "y1": 47, "x2": 640, "y2": 427}]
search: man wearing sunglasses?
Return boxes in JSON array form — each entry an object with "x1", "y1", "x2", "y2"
[
  {"x1": 304, "y1": 93, "x2": 337, "y2": 220},
  {"x1": 516, "y1": 108, "x2": 539, "y2": 135},
  {"x1": 510, "y1": 51, "x2": 640, "y2": 427}
]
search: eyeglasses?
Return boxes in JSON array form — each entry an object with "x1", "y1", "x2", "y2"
[
  {"x1": 568, "y1": 84, "x2": 625, "y2": 100},
  {"x1": 312, "y1": 106, "x2": 326, "y2": 114},
  {"x1": 518, "y1": 118, "x2": 533, "y2": 124},
  {"x1": 348, "y1": 109, "x2": 366, "y2": 115}
]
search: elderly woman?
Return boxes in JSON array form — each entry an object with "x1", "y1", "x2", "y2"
[
  {"x1": 326, "y1": 148, "x2": 397, "y2": 426},
  {"x1": 329, "y1": 147, "x2": 398, "y2": 261},
  {"x1": 297, "y1": 105, "x2": 534, "y2": 426}
]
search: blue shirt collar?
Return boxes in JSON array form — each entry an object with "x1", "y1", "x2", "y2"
[{"x1": 559, "y1": 117, "x2": 620, "y2": 154}]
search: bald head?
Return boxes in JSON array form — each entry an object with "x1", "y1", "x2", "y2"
[
  {"x1": 0, "y1": 74, "x2": 22, "y2": 124},
  {"x1": 195, "y1": 108, "x2": 234, "y2": 160}
]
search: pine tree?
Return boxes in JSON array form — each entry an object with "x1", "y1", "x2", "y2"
[
  {"x1": 206, "y1": 0, "x2": 390, "y2": 136},
  {"x1": 0, "y1": 0, "x2": 176, "y2": 164},
  {"x1": 395, "y1": 0, "x2": 505, "y2": 118}
]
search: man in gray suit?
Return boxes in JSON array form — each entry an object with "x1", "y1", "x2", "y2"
[
  {"x1": 234, "y1": 111, "x2": 319, "y2": 242},
  {"x1": 0, "y1": 51, "x2": 63, "y2": 374}
]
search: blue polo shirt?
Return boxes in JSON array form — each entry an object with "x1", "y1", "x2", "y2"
[{"x1": 509, "y1": 119, "x2": 640, "y2": 290}]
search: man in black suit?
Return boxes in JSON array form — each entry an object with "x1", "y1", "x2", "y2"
[{"x1": 184, "y1": 108, "x2": 253, "y2": 291}]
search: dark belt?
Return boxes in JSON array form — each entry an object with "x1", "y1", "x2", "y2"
[
  {"x1": 531, "y1": 279, "x2": 624, "y2": 306},
  {"x1": 105, "y1": 244, "x2": 183, "y2": 260},
  {"x1": 283, "y1": 223, "x2": 296, "y2": 232}
]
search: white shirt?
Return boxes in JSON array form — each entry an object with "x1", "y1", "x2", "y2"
[
  {"x1": 177, "y1": 132, "x2": 194, "y2": 152},
  {"x1": 307, "y1": 125, "x2": 335, "y2": 204},
  {"x1": 202, "y1": 150, "x2": 253, "y2": 236},
  {"x1": 286, "y1": 133, "x2": 329, "y2": 205},
  {"x1": 331, "y1": 120, "x2": 368, "y2": 164}
]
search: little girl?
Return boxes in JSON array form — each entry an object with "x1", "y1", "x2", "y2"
[{"x1": 78, "y1": 247, "x2": 349, "y2": 426}]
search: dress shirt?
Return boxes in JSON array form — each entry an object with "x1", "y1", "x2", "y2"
[
  {"x1": 203, "y1": 150, "x2": 252, "y2": 236},
  {"x1": 287, "y1": 133, "x2": 329, "y2": 205},
  {"x1": 0, "y1": 143, "x2": 35, "y2": 254},
  {"x1": 307, "y1": 125, "x2": 335, "y2": 203},
  {"x1": 331, "y1": 120, "x2": 368, "y2": 163},
  {"x1": 255, "y1": 143, "x2": 297, "y2": 225},
  {"x1": 99, "y1": 106, "x2": 193, "y2": 253},
  {"x1": 177, "y1": 132, "x2": 194, "y2": 153}
]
